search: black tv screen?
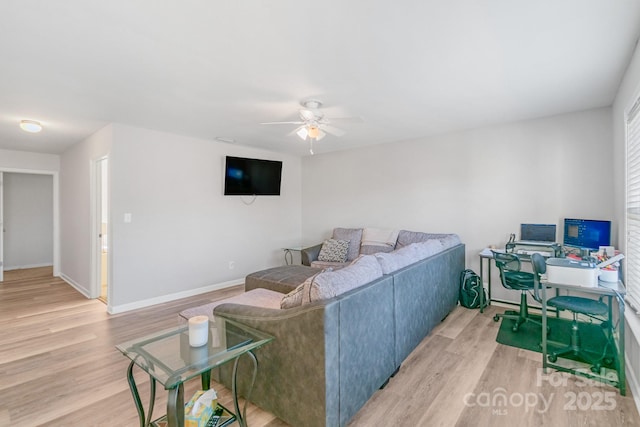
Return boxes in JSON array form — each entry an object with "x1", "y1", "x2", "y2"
[{"x1": 224, "y1": 156, "x2": 282, "y2": 196}]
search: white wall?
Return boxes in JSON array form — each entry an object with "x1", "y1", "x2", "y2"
[
  {"x1": 106, "y1": 124, "x2": 302, "y2": 311},
  {"x1": 0, "y1": 149, "x2": 60, "y2": 172},
  {"x1": 59, "y1": 124, "x2": 112, "y2": 295},
  {"x1": 3, "y1": 173, "x2": 53, "y2": 269},
  {"x1": 302, "y1": 107, "x2": 614, "y2": 275}
]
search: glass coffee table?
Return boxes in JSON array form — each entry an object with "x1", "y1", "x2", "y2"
[{"x1": 116, "y1": 316, "x2": 274, "y2": 427}]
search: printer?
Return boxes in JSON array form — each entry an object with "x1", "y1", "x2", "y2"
[{"x1": 545, "y1": 258, "x2": 599, "y2": 287}]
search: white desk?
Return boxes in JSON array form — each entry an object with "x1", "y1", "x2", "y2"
[{"x1": 540, "y1": 279, "x2": 626, "y2": 395}]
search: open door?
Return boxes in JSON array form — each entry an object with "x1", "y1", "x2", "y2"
[{"x1": 92, "y1": 158, "x2": 109, "y2": 302}]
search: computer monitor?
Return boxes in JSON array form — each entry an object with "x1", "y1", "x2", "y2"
[
  {"x1": 520, "y1": 224, "x2": 556, "y2": 242},
  {"x1": 562, "y1": 218, "x2": 611, "y2": 251}
]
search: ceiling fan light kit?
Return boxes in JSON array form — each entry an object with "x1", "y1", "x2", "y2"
[
  {"x1": 307, "y1": 126, "x2": 320, "y2": 139},
  {"x1": 296, "y1": 127, "x2": 309, "y2": 140},
  {"x1": 260, "y1": 98, "x2": 357, "y2": 154}
]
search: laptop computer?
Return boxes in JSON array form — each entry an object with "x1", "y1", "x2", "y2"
[{"x1": 519, "y1": 223, "x2": 557, "y2": 245}]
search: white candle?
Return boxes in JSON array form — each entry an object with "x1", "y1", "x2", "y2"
[{"x1": 188, "y1": 315, "x2": 209, "y2": 347}]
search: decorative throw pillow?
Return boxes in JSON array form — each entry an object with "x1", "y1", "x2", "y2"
[
  {"x1": 332, "y1": 228, "x2": 363, "y2": 261},
  {"x1": 318, "y1": 239, "x2": 349, "y2": 263}
]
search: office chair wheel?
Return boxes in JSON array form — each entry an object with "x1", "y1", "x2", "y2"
[
  {"x1": 603, "y1": 357, "x2": 614, "y2": 366},
  {"x1": 548, "y1": 353, "x2": 558, "y2": 363},
  {"x1": 591, "y1": 363, "x2": 602, "y2": 374},
  {"x1": 493, "y1": 314, "x2": 500, "y2": 322}
]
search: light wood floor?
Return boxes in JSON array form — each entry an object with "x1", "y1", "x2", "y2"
[{"x1": 1, "y1": 268, "x2": 640, "y2": 426}]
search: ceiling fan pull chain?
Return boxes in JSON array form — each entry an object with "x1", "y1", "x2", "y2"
[{"x1": 309, "y1": 139, "x2": 314, "y2": 155}]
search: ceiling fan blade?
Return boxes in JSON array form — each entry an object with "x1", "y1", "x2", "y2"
[
  {"x1": 325, "y1": 116, "x2": 364, "y2": 124},
  {"x1": 318, "y1": 124, "x2": 346, "y2": 137},
  {"x1": 288, "y1": 126, "x2": 305, "y2": 137},
  {"x1": 260, "y1": 121, "x2": 305, "y2": 125}
]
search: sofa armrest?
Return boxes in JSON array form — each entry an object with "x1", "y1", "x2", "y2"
[
  {"x1": 213, "y1": 302, "x2": 340, "y2": 427},
  {"x1": 301, "y1": 243, "x2": 322, "y2": 266}
]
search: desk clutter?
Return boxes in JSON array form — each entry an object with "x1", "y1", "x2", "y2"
[
  {"x1": 481, "y1": 242, "x2": 624, "y2": 287},
  {"x1": 479, "y1": 243, "x2": 626, "y2": 395}
]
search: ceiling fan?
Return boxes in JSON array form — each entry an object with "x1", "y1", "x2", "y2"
[{"x1": 261, "y1": 99, "x2": 356, "y2": 154}]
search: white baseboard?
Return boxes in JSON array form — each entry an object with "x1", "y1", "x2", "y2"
[
  {"x1": 4, "y1": 263, "x2": 54, "y2": 271},
  {"x1": 59, "y1": 273, "x2": 91, "y2": 298},
  {"x1": 107, "y1": 278, "x2": 244, "y2": 314},
  {"x1": 625, "y1": 351, "x2": 640, "y2": 413}
]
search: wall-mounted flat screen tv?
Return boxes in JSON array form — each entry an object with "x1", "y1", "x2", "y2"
[
  {"x1": 562, "y1": 218, "x2": 611, "y2": 251},
  {"x1": 224, "y1": 156, "x2": 282, "y2": 196}
]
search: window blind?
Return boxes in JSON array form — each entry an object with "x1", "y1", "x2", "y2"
[{"x1": 626, "y1": 95, "x2": 640, "y2": 312}]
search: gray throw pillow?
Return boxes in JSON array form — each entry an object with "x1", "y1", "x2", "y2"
[
  {"x1": 332, "y1": 228, "x2": 363, "y2": 261},
  {"x1": 318, "y1": 239, "x2": 350, "y2": 263}
]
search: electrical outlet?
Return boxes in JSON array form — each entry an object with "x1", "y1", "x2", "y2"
[{"x1": 228, "y1": 261, "x2": 235, "y2": 270}]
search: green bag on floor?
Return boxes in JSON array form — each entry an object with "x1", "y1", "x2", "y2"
[{"x1": 459, "y1": 269, "x2": 487, "y2": 309}]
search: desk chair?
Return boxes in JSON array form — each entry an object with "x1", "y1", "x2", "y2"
[
  {"x1": 530, "y1": 253, "x2": 612, "y2": 370},
  {"x1": 492, "y1": 251, "x2": 540, "y2": 332}
]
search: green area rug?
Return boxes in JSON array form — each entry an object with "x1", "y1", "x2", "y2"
[{"x1": 495, "y1": 311, "x2": 616, "y2": 368}]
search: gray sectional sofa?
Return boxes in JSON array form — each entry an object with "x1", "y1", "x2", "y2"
[{"x1": 181, "y1": 229, "x2": 465, "y2": 427}]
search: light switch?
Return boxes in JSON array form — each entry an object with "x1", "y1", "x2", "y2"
[{"x1": 124, "y1": 213, "x2": 132, "y2": 223}]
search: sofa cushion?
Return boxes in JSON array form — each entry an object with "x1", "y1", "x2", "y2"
[
  {"x1": 309, "y1": 255, "x2": 383, "y2": 302},
  {"x1": 310, "y1": 260, "x2": 351, "y2": 270},
  {"x1": 180, "y1": 288, "x2": 284, "y2": 321},
  {"x1": 412, "y1": 239, "x2": 445, "y2": 258},
  {"x1": 245, "y1": 265, "x2": 322, "y2": 294},
  {"x1": 318, "y1": 239, "x2": 350, "y2": 263},
  {"x1": 332, "y1": 228, "x2": 363, "y2": 261},
  {"x1": 375, "y1": 244, "x2": 422, "y2": 274},
  {"x1": 396, "y1": 230, "x2": 461, "y2": 249},
  {"x1": 360, "y1": 227, "x2": 399, "y2": 255},
  {"x1": 375, "y1": 240, "x2": 446, "y2": 274}
]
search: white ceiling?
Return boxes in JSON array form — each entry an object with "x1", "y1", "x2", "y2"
[{"x1": 1, "y1": 1, "x2": 639, "y2": 157}]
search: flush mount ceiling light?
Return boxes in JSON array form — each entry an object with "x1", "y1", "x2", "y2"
[{"x1": 20, "y1": 120, "x2": 42, "y2": 133}]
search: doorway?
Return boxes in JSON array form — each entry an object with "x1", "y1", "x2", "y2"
[
  {"x1": 93, "y1": 157, "x2": 109, "y2": 303},
  {"x1": 0, "y1": 172, "x2": 55, "y2": 281}
]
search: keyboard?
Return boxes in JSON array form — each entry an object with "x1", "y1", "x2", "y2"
[{"x1": 516, "y1": 249, "x2": 552, "y2": 257}]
